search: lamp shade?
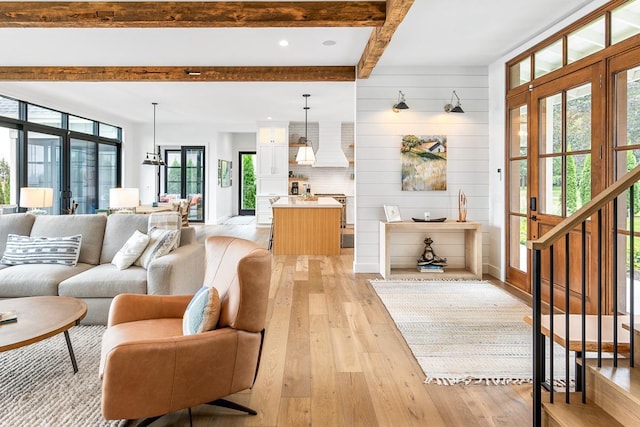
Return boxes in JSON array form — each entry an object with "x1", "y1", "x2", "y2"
[
  {"x1": 296, "y1": 146, "x2": 316, "y2": 165},
  {"x1": 109, "y1": 188, "x2": 139, "y2": 209},
  {"x1": 20, "y1": 187, "x2": 53, "y2": 209}
]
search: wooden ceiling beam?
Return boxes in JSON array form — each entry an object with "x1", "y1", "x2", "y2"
[
  {"x1": 357, "y1": 0, "x2": 414, "y2": 79},
  {"x1": 0, "y1": 1, "x2": 385, "y2": 28},
  {"x1": 0, "y1": 66, "x2": 356, "y2": 82}
]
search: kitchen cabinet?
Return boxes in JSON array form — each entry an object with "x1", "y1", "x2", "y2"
[
  {"x1": 258, "y1": 125, "x2": 287, "y2": 145},
  {"x1": 257, "y1": 144, "x2": 287, "y2": 176}
]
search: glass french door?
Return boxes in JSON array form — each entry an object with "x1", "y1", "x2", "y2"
[
  {"x1": 70, "y1": 138, "x2": 97, "y2": 214},
  {"x1": 26, "y1": 131, "x2": 62, "y2": 214},
  {"x1": 164, "y1": 146, "x2": 205, "y2": 222},
  {"x1": 529, "y1": 63, "x2": 603, "y2": 313},
  {"x1": 506, "y1": 92, "x2": 530, "y2": 291},
  {"x1": 238, "y1": 151, "x2": 256, "y2": 216},
  {"x1": 610, "y1": 47, "x2": 640, "y2": 315}
]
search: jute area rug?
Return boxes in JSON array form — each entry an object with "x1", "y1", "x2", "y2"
[
  {"x1": 0, "y1": 325, "x2": 125, "y2": 427},
  {"x1": 370, "y1": 279, "x2": 537, "y2": 385}
]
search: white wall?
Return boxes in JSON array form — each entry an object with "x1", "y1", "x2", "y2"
[{"x1": 354, "y1": 66, "x2": 490, "y2": 273}]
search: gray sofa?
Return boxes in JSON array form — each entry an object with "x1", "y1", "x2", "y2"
[{"x1": 0, "y1": 213, "x2": 205, "y2": 324}]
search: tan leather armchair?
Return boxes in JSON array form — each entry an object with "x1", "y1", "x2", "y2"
[{"x1": 100, "y1": 236, "x2": 272, "y2": 423}]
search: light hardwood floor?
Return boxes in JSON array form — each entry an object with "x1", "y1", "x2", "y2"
[{"x1": 155, "y1": 222, "x2": 532, "y2": 426}]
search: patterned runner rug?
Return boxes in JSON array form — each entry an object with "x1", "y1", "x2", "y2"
[
  {"x1": 0, "y1": 325, "x2": 125, "y2": 426},
  {"x1": 370, "y1": 279, "x2": 539, "y2": 385}
]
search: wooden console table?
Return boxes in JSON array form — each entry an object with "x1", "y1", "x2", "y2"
[{"x1": 379, "y1": 220, "x2": 482, "y2": 279}]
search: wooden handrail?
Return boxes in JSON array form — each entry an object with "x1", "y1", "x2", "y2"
[{"x1": 528, "y1": 164, "x2": 640, "y2": 251}]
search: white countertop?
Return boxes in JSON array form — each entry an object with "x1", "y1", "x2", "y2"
[{"x1": 272, "y1": 196, "x2": 342, "y2": 208}]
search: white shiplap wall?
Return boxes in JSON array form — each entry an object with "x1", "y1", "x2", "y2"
[{"x1": 354, "y1": 66, "x2": 490, "y2": 273}]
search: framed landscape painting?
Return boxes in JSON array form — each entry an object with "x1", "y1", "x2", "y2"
[
  {"x1": 220, "y1": 160, "x2": 232, "y2": 187},
  {"x1": 401, "y1": 135, "x2": 447, "y2": 191}
]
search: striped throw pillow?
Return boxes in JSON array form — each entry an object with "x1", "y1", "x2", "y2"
[
  {"x1": 148, "y1": 212, "x2": 181, "y2": 249},
  {"x1": 1, "y1": 234, "x2": 82, "y2": 266},
  {"x1": 134, "y1": 227, "x2": 180, "y2": 269}
]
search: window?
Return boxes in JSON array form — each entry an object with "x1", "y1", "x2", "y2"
[
  {"x1": 567, "y1": 16, "x2": 605, "y2": 64},
  {"x1": 0, "y1": 93, "x2": 122, "y2": 213},
  {"x1": 612, "y1": 0, "x2": 640, "y2": 44}
]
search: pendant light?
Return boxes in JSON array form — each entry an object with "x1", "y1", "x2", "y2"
[
  {"x1": 142, "y1": 102, "x2": 166, "y2": 166},
  {"x1": 296, "y1": 94, "x2": 316, "y2": 165}
]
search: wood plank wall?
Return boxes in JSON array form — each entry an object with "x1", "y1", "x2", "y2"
[{"x1": 354, "y1": 66, "x2": 490, "y2": 273}]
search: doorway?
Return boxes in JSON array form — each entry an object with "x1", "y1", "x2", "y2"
[
  {"x1": 506, "y1": 63, "x2": 603, "y2": 313},
  {"x1": 238, "y1": 151, "x2": 256, "y2": 216},
  {"x1": 164, "y1": 146, "x2": 205, "y2": 222}
]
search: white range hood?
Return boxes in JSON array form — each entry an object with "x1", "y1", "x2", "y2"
[{"x1": 312, "y1": 122, "x2": 349, "y2": 168}]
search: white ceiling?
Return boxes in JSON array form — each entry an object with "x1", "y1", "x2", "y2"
[{"x1": 0, "y1": 0, "x2": 597, "y2": 131}]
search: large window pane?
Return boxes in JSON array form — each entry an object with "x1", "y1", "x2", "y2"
[
  {"x1": 27, "y1": 132, "x2": 62, "y2": 214},
  {"x1": 510, "y1": 57, "x2": 531, "y2": 89},
  {"x1": 567, "y1": 16, "x2": 605, "y2": 64},
  {"x1": 567, "y1": 153, "x2": 591, "y2": 215},
  {"x1": 185, "y1": 148, "x2": 204, "y2": 222},
  {"x1": 612, "y1": 0, "x2": 640, "y2": 45},
  {"x1": 69, "y1": 115, "x2": 95, "y2": 134},
  {"x1": 509, "y1": 215, "x2": 528, "y2": 272},
  {"x1": 0, "y1": 96, "x2": 19, "y2": 119},
  {"x1": 535, "y1": 40, "x2": 563, "y2": 78},
  {"x1": 615, "y1": 65, "x2": 640, "y2": 148},
  {"x1": 566, "y1": 83, "x2": 592, "y2": 152},
  {"x1": 539, "y1": 93, "x2": 563, "y2": 155},
  {"x1": 165, "y1": 151, "x2": 181, "y2": 197},
  {"x1": 510, "y1": 159, "x2": 528, "y2": 214},
  {"x1": 98, "y1": 144, "x2": 117, "y2": 210},
  {"x1": 99, "y1": 123, "x2": 119, "y2": 139},
  {"x1": 0, "y1": 125, "x2": 18, "y2": 208},
  {"x1": 27, "y1": 104, "x2": 62, "y2": 128},
  {"x1": 510, "y1": 105, "x2": 528, "y2": 156},
  {"x1": 540, "y1": 156, "x2": 563, "y2": 216},
  {"x1": 70, "y1": 138, "x2": 97, "y2": 214}
]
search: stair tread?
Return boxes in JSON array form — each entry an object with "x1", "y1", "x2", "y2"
[
  {"x1": 586, "y1": 358, "x2": 640, "y2": 404},
  {"x1": 543, "y1": 393, "x2": 624, "y2": 427}
]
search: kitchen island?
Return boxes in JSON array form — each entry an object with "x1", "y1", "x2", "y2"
[{"x1": 272, "y1": 196, "x2": 342, "y2": 255}]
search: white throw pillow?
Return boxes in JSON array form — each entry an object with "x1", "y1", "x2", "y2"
[
  {"x1": 111, "y1": 230, "x2": 150, "y2": 270},
  {"x1": 134, "y1": 227, "x2": 180, "y2": 269},
  {"x1": 183, "y1": 286, "x2": 220, "y2": 335}
]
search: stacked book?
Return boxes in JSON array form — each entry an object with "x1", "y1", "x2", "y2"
[
  {"x1": 0, "y1": 310, "x2": 17, "y2": 325},
  {"x1": 417, "y1": 264, "x2": 445, "y2": 273}
]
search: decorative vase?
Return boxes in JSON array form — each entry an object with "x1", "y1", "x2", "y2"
[{"x1": 457, "y1": 189, "x2": 467, "y2": 222}]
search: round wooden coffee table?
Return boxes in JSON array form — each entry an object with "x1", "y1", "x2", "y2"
[{"x1": 0, "y1": 296, "x2": 87, "y2": 373}]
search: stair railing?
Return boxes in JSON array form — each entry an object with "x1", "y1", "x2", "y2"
[{"x1": 529, "y1": 164, "x2": 640, "y2": 427}]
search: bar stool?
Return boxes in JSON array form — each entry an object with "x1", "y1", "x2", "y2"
[{"x1": 268, "y1": 197, "x2": 280, "y2": 251}]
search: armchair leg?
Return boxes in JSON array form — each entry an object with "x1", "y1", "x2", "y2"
[{"x1": 207, "y1": 398, "x2": 257, "y2": 415}]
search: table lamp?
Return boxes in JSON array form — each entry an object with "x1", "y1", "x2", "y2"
[
  {"x1": 109, "y1": 188, "x2": 139, "y2": 214},
  {"x1": 20, "y1": 187, "x2": 54, "y2": 215}
]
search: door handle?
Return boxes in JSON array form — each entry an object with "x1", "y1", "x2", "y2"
[{"x1": 530, "y1": 215, "x2": 537, "y2": 221}]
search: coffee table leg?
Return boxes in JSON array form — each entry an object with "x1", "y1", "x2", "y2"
[{"x1": 64, "y1": 330, "x2": 79, "y2": 374}]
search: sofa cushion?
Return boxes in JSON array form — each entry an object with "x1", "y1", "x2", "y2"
[
  {"x1": 135, "y1": 227, "x2": 180, "y2": 269},
  {"x1": 183, "y1": 286, "x2": 220, "y2": 335},
  {"x1": 59, "y1": 263, "x2": 147, "y2": 298},
  {"x1": 0, "y1": 262, "x2": 94, "y2": 297},
  {"x1": 111, "y1": 230, "x2": 150, "y2": 270},
  {"x1": 31, "y1": 214, "x2": 107, "y2": 265},
  {"x1": 1, "y1": 234, "x2": 82, "y2": 266},
  {"x1": 0, "y1": 213, "x2": 36, "y2": 255},
  {"x1": 101, "y1": 214, "x2": 149, "y2": 264}
]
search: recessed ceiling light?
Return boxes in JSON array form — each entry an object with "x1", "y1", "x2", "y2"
[
  {"x1": 267, "y1": 116, "x2": 273, "y2": 120},
  {"x1": 322, "y1": 40, "x2": 337, "y2": 46},
  {"x1": 279, "y1": 40, "x2": 289, "y2": 47}
]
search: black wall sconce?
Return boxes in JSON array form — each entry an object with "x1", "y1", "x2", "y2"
[
  {"x1": 392, "y1": 90, "x2": 409, "y2": 113},
  {"x1": 444, "y1": 91, "x2": 464, "y2": 113}
]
